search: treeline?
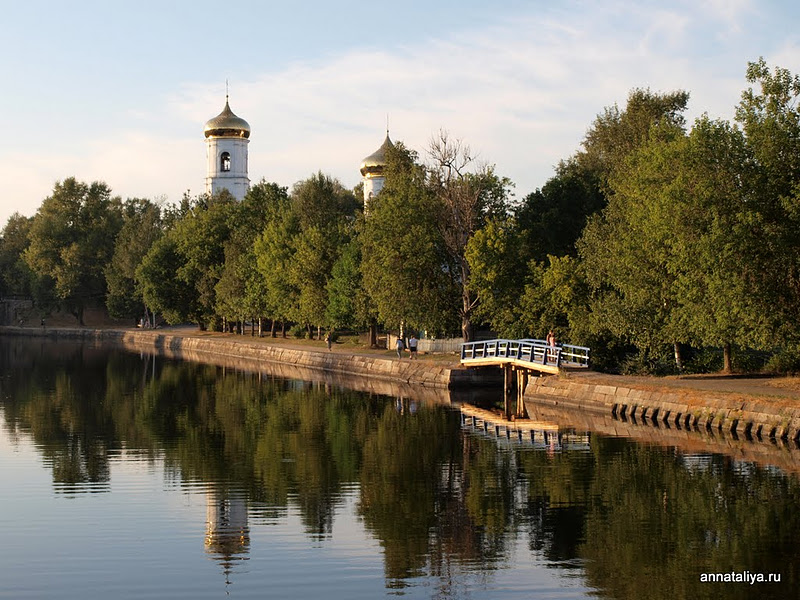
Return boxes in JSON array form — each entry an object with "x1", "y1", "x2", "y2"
[{"x1": 2, "y1": 58, "x2": 800, "y2": 373}]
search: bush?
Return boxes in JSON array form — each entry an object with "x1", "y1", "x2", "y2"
[
  {"x1": 289, "y1": 323, "x2": 308, "y2": 339},
  {"x1": 764, "y1": 348, "x2": 800, "y2": 375}
]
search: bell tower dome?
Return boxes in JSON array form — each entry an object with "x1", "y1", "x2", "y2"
[
  {"x1": 359, "y1": 132, "x2": 392, "y2": 210},
  {"x1": 204, "y1": 96, "x2": 250, "y2": 201}
]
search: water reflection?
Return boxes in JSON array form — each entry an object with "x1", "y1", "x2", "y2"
[
  {"x1": 1, "y1": 337, "x2": 800, "y2": 599},
  {"x1": 205, "y1": 489, "x2": 250, "y2": 581}
]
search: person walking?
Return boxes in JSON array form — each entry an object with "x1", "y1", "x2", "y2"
[
  {"x1": 395, "y1": 336, "x2": 405, "y2": 359},
  {"x1": 408, "y1": 335, "x2": 418, "y2": 360},
  {"x1": 325, "y1": 331, "x2": 333, "y2": 351}
]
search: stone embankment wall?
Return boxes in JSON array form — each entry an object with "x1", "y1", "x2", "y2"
[
  {"x1": 0, "y1": 327, "x2": 490, "y2": 390},
  {"x1": 526, "y1": 374, "x2": 800, "y2": 442}
]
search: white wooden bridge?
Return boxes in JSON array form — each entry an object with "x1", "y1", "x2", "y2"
[
  {"x1": 460, "y1": 338, "x2": 590, "y2": 419},
  {"x1": 460, "y1": 338, "x2": 590, "y2": 374}
]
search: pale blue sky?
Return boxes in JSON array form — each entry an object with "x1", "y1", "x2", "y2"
[{"x1": 1, "y1": 0, "x2": 799, "y2": 226}]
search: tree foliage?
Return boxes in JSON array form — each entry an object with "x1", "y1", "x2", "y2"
[
  {"x1": 24, "y1": 178, "x2": 123, "y2": 324},
  {"x1": 361, "y1": 142, "x2": 457, "y2": 334},
  {"x1": 106, "y1": 198, "x2": 163, "y2": 321}
]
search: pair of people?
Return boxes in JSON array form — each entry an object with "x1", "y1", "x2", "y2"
[{"x1": 396, "y1": 335, "x2": 419, "y2": 359}]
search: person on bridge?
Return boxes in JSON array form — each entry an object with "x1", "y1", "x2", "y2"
[{"x1": 546, "y1": 329, "x2": 557, "y2": 364}]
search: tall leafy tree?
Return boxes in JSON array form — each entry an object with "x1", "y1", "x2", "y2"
[
  {"x1": 105, "y1": 198, "x2": 163, "y2": 322},
  {"x1": 426, "y1": 130, "x2": 513, "y2": 341},
  {"x1": 136, "y1": 234, "x2": 197, "y2": 325},
  {"x1": 0, "y1": 213, "x2": 35, "y2": 298},
  {"x1": 735, "y1": 58, "x2": 800, "y2": 345},
  {"x1": 24, "y1": 178, "x2": 123, "y2": 325},
  {"x1": 216, "y1": 182, "x2": 289, "y2": 334},
  {"x1": 361, "y1": 142, "x2": 457, "y2": 335}
]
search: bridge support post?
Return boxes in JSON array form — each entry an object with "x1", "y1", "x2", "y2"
[
  {"x1": 516, "y1": 369, "x2": 529, "y2": 418},
  {"x1": 503, "y1": 365, "x2": 516, "y2": 420}
]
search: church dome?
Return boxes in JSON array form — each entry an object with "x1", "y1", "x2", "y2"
[
  {"x1": 359, "y1": 134, "x2": 393, "y2": 176},
  {"x1": 204, "y1": 100, "x2": 251, "y2": 139}
]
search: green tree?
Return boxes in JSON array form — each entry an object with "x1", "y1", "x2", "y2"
[
  {"x1": 361, "y1": 142, "x2": 457, "y2": 335},
  {"x1": 105, "y1": 198, "x2": 163, "y2": 323},
  {"x1": 326, "y1": 236, "x2": 371, "y2": 331},
  {"x1": 426, "y1": 130, "x2": 513, "y2": 341},
  {"x1": 0, "y1": 213, "x2": 35, "y2": 297},
  {"x1": 216, "y1": 182, "x2": 290, "y2": 334},
  {"x1": 169, "y1": 192, "x2": 237, "y2": 329},
  {"x1": 254, "y1": 210, "x2": 300, "y2": 332},
  {"x1": 136, "y1": 233, "x2": 197, "y2": 325},
  {"x1": 24, "y1": 178, "x2": 123, "y2": 325},
  {"x1": 735, "y1": 58, "x2": 800, "y2": 346}
]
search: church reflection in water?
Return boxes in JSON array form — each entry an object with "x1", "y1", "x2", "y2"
[{"x1": 205, "y1": 488, "x2": 250, "y2": 582}]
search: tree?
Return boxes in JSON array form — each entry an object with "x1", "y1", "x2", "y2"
[
  {"x1": 105, "y1": 198, "x2": 163, "y2": 322},
  {"x1": 254, "y1": 211, "x2": 300, "y2": 333},
  {"x1": 578, "y1": 87, "x2": 691, "y2": 188},
  {"x1": 426, "y1": 130, "x2": 513, "y2": 341},
  {"x1": 361, "y1": 142, "x2": 457, "y2": 335},
  {"x1": 515, "y1": 160, "x2": 605, "y2": 262},
  {"x1": 735, "y1": 58, "x2": 800, "y2": 345},
  {"x1": 325, "y1": 237, "x2": 365, "y2": 331},
  {"x1": 0, "y1": 213, "x2": 35, "y2": 298},
  {"x1": 24, "y1": 178, "x2": 123, "y2": 325},
  {"x1": 136, "y1": 234, "x2": 197, "y2": 325},
  {"x1": 252, "y1": 175, "x2": 356, "y2": 337},
  {"x1": 289, "y1": 173, "x2": 358, "y2": 335},
  {"x1": 216, "y1": 182, "x2": 290, "y2": 334},
  {"x1": 172, "y1": 192, "x2": 237, "y2": 329},
  {"x1": 465, "y1": 217, "x2": 527, "y2": 337}
]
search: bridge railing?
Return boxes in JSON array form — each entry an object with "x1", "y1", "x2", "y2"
[{"x1": 460, "y1": 338, "x2": 590, "y2": 369}]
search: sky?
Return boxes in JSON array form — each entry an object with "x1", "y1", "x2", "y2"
[{"x1": 1, "y1": 0, "x2": 799, "y2": 227}]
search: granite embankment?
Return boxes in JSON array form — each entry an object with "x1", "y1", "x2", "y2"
[
  {"x1": 4, "y1": 326, "x2": 800, "y2": 442},
  {"x1": 526, "y1": 370, "x2": 800, "y2": 442},
  {"x1": 0, "y1": 326, "x2": 487, "y2": 390}
]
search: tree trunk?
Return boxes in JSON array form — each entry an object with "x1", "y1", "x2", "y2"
[
  {"x1": 673, "y1": 341, "x2": 683, "y2": 373},
  {"x1": 462, "y1": 313, "x2": 472, "y2": 343},
  {"x1": 270, "y1": 319, "x2": 277, "y2": 338},
  {"x1": 723, "y1": 342, "x2": 732, "y2": 373},
  {"x1": 258, "y1": 317, "x2": 263, "y2": 338},
  {"x1": 461, "y1": 274, "x2": 474, "y2": 342},
  {"x1": 281, "y1": 320, "x2": 286, "y2": 338}
]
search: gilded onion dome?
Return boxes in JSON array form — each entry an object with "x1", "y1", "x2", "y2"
[
  {"x1": 204, "y1": 99, "x2": 251, "y2": 139},
  {"x1": 359, "y1": 133, "x2": 393, "y2": 176}
]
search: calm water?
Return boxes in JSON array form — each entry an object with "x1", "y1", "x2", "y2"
[{"x1": 1, "y1": 339, "x2": 799, "y2": 599}]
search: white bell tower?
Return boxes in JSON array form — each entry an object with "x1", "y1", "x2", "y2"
[{"x1": 204, "y1": 96, "x2": 250, "y2": 201}]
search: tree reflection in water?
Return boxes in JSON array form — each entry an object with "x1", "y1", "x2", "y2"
[{"x1": 1, "y1": 337, "x2": 799, "y2": 599}]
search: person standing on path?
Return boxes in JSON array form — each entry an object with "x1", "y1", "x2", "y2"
[
  {"x1": 325, "y1": 331, "x2": 333, "y2": 351},
  {"x1": 408, "y1": 335, "x2": 418, "y2": 360},
  {"x1": 396, "y1": 336, "x2": 405, "y2": 359}
]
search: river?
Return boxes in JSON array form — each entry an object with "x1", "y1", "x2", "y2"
[{"x1": 1, "y1": 338, "x2": 798, "y2": 599}]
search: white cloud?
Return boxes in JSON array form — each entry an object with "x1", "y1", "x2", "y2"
[{"x1": 2, "y1": 1, "x2": 798, "y2": 228}]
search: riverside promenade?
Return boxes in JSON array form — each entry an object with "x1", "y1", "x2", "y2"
[{"x1": 3, "y1": 325, "x2": 800, "y2": 441}]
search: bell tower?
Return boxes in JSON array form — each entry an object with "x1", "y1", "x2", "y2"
[
  {"x1": 204, "y1": 96, "x2": 250, "y2": 200},
  {"x1": 359, "y1": 132, "x2": 393, "y2": 211}
]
